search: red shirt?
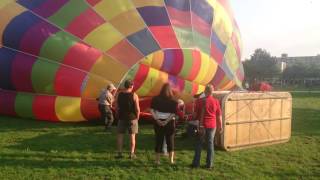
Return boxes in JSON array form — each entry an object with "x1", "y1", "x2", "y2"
[{"x1": 196, "y1": 96, "x2": 221, "y2": 128}]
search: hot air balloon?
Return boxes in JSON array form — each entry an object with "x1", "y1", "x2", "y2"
[{"x1": 0, "y1": 0, "x2": 244, "y2": 122}]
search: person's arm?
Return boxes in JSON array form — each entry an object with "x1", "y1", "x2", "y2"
[
  {"x1": 196, "y1": 99, "x2": 204, "y2": 129},
  {"x1": 106, "y1": 93, "x2": 113, "y2": 107},
  {"x1": 175, "y1": 105, "x2": 184, "y2": 121},
  {"x1": 163, "y1": 113, "x2": 175, "y2": 125},
  {"x1": 133, "y1": 93, "x2": 140, "y2": 120},
  {"x1": 216, "y1": 100, "x2": 223, "y2": 133},
  {"x1": 113, "y1": 92, "x2": 119, "y2": 118},
  {"x1": 194, "y1": 99, "x2": 199, "y2": 122},
  {"x1": 151, "y1": 109, "x2": 166, "y2": 126}
]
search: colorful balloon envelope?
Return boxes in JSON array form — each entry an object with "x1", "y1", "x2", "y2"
[{"x1": 0, "y1": 0, "x2": 244, "y2": 122}]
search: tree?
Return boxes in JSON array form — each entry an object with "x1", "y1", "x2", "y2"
[
  {"x1": 282, "y1": 62, "x2": 320, "y2": 79},
  {"x1": 243, "y1": 49, "x2": 281, "y2": 81}
]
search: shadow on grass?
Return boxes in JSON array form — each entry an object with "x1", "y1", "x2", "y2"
[
  {"x1": 0, "y1": 116, "x2": 104, "y2": 132},
  {"x1": 6, "y1": 129, "x2": 159, "y2": 153},
  {"x1": 0, "y1": 153, "x2": 150, "y2": 169}
]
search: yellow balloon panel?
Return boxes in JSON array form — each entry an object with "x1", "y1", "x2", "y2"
[
  {"x1": 0, "y1": 0, "x2": 13, "y2": 8},
  {"x1": 55, "y1": 96, "x2": 84, "y2": 122},
  {"x1": 94, "y1": 0, "x2": 135, "y2": 20},
  {"x1": 131, "y1": 0, "x2": 165, "y2": 7},
  {"x1": 136, "y1": 67, "x2": 159, "y2": 96},
  {"x1": 81, "y1": 75, "x2": 109, "y2": 98},
  {"x1": 203, "y1": 57, "x2": 219, "y2": 84},
  {"x1": 140, "y1": 55, "x2": 153, "y2": 66},
  {"x1": 83, "y1": 23, "x2": 123, "y2": 51},
  {"x1": 0, "y1": 2, "x2": 24, "y2": 46},
  {"x1": 197, "y1": 85, "x2": 206, "y2": 95},
  {"x1": 150, "y1": 51, "x2": 165, "y2": 70},
  {"x1": 221, "y1": 80, "x2": 235, "y2": 90},
  {"x1": 89, "y1": 55, "x2": 128, "y2": 83},
  {"x1": 109, "y1": 9, "x2": 145, "y2": 36},
  {"x1": 206, "y1": 0, "x2": 217, "y2": 8},
  {"x1": 193, "y1": 53, "x2": 211, "y2": 84},
  {"x1": 148, "y1": 70, "x2": 169, "y2": 96},
  {"x1": 213, "y1": 3, "x2": 233, "y2": 45},
  {"x1": 225, "y1": 43, "x2": 240, "y2": 72}
]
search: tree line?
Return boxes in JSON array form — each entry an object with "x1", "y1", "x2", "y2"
[{"x1": 243, "y1": 49, "x2": 320, "y2": 83}]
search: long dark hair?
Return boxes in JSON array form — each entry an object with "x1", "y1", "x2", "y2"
[{"x1": 159, "y1": 83, "x2": 174, "y2": 100}]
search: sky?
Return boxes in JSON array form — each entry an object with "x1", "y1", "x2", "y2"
[{"x1": 229, "y1": 0, "x2": 320, "y2": 59}]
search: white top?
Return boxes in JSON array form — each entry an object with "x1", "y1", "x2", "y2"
[{"x1": 151, "y1": 109, "x2": 173, "y2": 120}]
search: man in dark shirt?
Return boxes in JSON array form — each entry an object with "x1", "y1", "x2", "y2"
[
  {"x1": 191, "y1": 84, "x2": 223, "y2": 169},
  {"x1": 115, "y1": 79, "x2": 140, "y2": 159}
]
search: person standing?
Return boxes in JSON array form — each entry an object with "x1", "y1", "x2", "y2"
[
  {"x1": 191, "y1": 85, "x2": 223, "y2": 169},
  {"x1": 98, "y1": 83, "x2": 116, "y2": 131},
  {"x1": 115, "y1": 79, "x2": 140, "y2": 159},
  {"x1": 150, "y1": 83, "x2": 183, "y2": 164}
]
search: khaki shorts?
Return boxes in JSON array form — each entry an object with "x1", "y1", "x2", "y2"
[{"x1": 117, "y1": 119, "x2": 138, "y2": 134}]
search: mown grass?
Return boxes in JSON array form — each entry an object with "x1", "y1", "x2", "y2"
[{"x1": 0, "y1": 92, "x2": 319, "y2": 179}]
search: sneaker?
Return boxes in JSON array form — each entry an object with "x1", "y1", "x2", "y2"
[
  {"x1": 190, "y1": 164, "x2": 199, "y2": 169},
  {"x1": 206, "y1": 166, "x2": 214, "y2": 170},
  {"x1": 129, "y1": 153, "x2": 137, "y2": 159},
  {"x1": 162, "y1": 152, "x2": 169, "y2": 157},
  {"x1": 115, "y1": 153, "x2": 123, "y2": 159}
]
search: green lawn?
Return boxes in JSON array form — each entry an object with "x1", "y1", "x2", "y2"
[{"x1": 0, "y1": 92, "x2": 319, "y2": 179}]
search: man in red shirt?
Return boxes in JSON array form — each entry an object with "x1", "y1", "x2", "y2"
[{"x1": 191, "y1": 85, "x2": 223, "y2": 169}]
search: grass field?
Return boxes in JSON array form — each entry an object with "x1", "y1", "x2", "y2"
[{"x1": 0, "y1": 92, "x2": 319, "y2": 179}]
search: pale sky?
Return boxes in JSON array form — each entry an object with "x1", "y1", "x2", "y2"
[{"x1": 230, "y1": 0, "x2": 320, "y2": 59}]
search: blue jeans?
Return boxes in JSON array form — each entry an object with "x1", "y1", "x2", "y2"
[{"x1": 192, "y1": 128, "x2": 216, "y2": 168}]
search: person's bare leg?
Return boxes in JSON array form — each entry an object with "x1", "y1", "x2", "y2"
[
  {"x1": 130, "y1": 134, "x2": 136, "y2": 156},
  {"x1": 155, "y1": 153, "x2": 161, "y2": 164},
  {"x1": 169, "y1": 151, "x2": 175, "y2": 164},
  {"x1": 117, "y1": 133, "x2": 124, "y2": 157}
]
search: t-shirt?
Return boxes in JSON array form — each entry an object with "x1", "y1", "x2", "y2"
[
  {"x1": 99, "y1": 90, "x2": 114, "y2": 106},
  {"x1": 195, "y1": 95, "x2": 221, "y2": 128}
]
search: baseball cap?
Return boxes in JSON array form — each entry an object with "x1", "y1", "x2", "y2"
[{"x1": 107, "y1": 83, "x2": 116, "y2": 91}]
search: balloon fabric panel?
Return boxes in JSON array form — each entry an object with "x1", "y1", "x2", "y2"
[
  {"x1": 179, "y1": 49, "x2": 193, "y2": 78},
  {"x1": 22, "y1": 0, "x2": 68, "y2": 18},
  {"x1": 20, "y1": 21, "x2": 60, "y2": 56},
  {"x1": 127, "y1": 28, "x2": 160, "y2": 56},
  {"x1": 2, "y1": 11, "x2": 39, "y2": 50},
  {"x1": 0, "y1": 48, "x2": 16, "y2": 90},
  {"x1": 0, "y1": 90, "x2": 17, "y2": 116},
  {"x1": 211, "y1": 31, "x2": 227, "y2": 64},
  {"x1": 32, "y1": 95, "x2": 59, "y2": 122},
  {"x1": 15, "y1": 92, "x2": 35, "y2": 119},
  {"x1": 65, "y1": 8, "x2": 105, "y2": 39},
  {"x1": 47, "y1": 0, "x2": 88, "y2": 29},
  {"x1": 83, "y1": 23, "x2": 122, "y2": 52},
  {"x1": 109, "y1": 9, "x2": 145, "y2": 37},
  {"x1": 31, "y1": 59, "x2": 59, "y2": 94},
  {"x1": 11, "y1": 53, "x2": 35, "y2": 92}
]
